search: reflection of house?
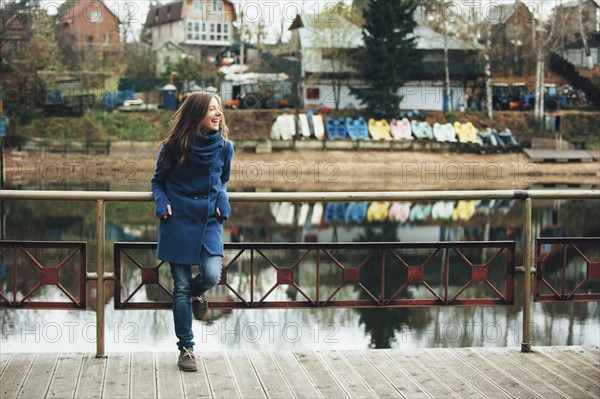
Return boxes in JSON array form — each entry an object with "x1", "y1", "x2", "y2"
[
  {"x1": 291, "y1": 14, "x2": 482, "y2": 111},
  {"x1": 144, "y1": 0, "x2": 236, "y2": 70},
  {"x1": 56, "y1": 0, "x2": 121, "y2": 62}
]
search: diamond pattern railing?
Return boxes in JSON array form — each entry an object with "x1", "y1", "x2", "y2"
[
  {"x1": 0, "y1": 241, "x2": 86, "y2": 309},
  {"x1": 114, "y1": 241, "x2": 515, "y2": 309},
  {"x1": 535, "y1": 237, "x2": 600, "y2": 302}
]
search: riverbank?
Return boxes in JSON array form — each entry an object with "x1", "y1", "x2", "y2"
[{"x1": 5, "y1": 145, "x2": 599, "y2": 192}]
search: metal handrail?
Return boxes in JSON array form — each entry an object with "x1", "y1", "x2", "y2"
[{"x1": 1, "y1": 189, "x2": 599, "y2": 357}]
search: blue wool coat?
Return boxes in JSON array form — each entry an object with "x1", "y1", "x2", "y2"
[{"x1": 151, "y1": 132, "x2": 234, "y2": 264}]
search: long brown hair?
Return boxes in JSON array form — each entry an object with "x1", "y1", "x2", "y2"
[{"x1": 159, "y1": 92, "x2": 229, "y2": 167}]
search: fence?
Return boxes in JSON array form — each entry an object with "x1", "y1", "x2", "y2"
[{"x1": 0, "y1": 189, "x2": 598, "y2": 358}]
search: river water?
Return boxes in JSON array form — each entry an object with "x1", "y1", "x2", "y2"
[{"x1": 1, "y1": 179, "x2": 598, "y2": 353}]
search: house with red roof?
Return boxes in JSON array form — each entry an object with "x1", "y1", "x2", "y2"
[{"x1": 56, "y1": 0, "x2": 120, "y2": 63}]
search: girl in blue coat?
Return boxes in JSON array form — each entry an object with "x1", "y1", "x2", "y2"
[{"x1": 151, "y1": 92, "x2": 234, "y2": 372}]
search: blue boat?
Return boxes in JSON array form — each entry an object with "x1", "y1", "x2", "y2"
[{"x1": 346, "y1": 117, "x2": 370, "y2": 140}]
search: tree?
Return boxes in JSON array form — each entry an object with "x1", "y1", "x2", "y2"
[
  {"x1": 350, "y1": 0, "x2": 421, "y2": 115},
  {"x1": 2, "y1": 5, "x2": 63, "y2": 124}
]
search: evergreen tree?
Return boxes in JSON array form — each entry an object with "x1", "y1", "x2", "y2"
[{"x1": 350, "y1": 0, "x2": 421, "y2": 115}]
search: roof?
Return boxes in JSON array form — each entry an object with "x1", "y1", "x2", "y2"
[
  {"x1": 487, "y1": 2, "x2": 534, "y2": 25},
  {"x1": 297, "y1": 14, "x2": 482, "y2": 51},
  {"x1": 59, "y1": 0, "x2": 120, "y2": 25},
  {"x1": 145, "y1": 0, "x2": 237, "y2": 27},
  {"x1": 145, "y1": 0, "x2": 184, "y2": 27},
  {"x1": 413, "y1": 25, "x2": 483, "y2": 51}
]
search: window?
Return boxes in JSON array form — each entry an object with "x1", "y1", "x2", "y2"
[
  {"x1": 104, "y1": 34, "x2": 111, "y2": 44},
  {"x1": 186, "y1": 20, "x2": 231, "y2": 43},
  {"x1": 193, "y1": 0, "x2": 201, "y2": 11},
  {"x1": 212, "y1": 0, "x2": 222, "y2": 11},
  {"x1": 306, "y1": 88, "x2": 320, "y2": 101},
  {"x1": 90, "y1": 11, "x2": 102, "y2": 23}
]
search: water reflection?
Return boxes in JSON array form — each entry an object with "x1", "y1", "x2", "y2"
[{"x1": 1, "y1": 190, "x2": 598, "y2": 352}]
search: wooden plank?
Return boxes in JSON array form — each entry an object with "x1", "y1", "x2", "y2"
[
  {"x1": 130, "y1": 352, "x2": 157, "y2": 399},
  {"x1": 0, "y1": 353, "x2": 35, "y2": 399},
  {"x1": 46, "y1": 353, "x2": 83, "y2": 399},
  {"x1": 492, "y1": 348, "x2": 596, "y2": 399},
  {"x1": 17, "y1": 353, "x2": 58, "y2": 398},
  {"x1": 450, "y1": 348, "x2": 540, "y2": 398},
  {"x1": 0, "y1": 353, "x2": 12, "y2": 376},
  {"x1": 483, "y1": 348, "x2": 567, "y2": 398},
  {"x1": 271, "y1": 351, "x2": 319, "y2": 399},
  {"x1": 74, "y1": 353, "x2": 106, "y2": 399},
  {"x1": 293, "y1": 351, "x2": 348, "y2": 398},
  {"x1": 103, "y1": 352, "x2": 131, "y2": 399},
  {"x1": 247, "y1": 351, "x2": 293, "y2": 399},
  {"x1": 181, "y1": 352, "x2": 211, "y2": 399},
  {"x1": 362, "y1": 350, "x2": 429, "y2": 399},
  {"x1": 316, "y1": 350, "x2": 376, "y2": 398},
  {"x1": 225, "y1": 351, "x2": 266, "y2": 399},
  {"x1": 578, "y1": 346, "x2": 600, "y2": 365},
  {"x1": 405, "y1": 348, "x2": 484, "y2": 398},
  {"x1": 341, "y1": 350, "x2": 402, "y2": 398},
  {"x1": 386, "y1": 349, "x2": 457, "y2": 398},
  {"x1": 203, "y1": 351, "x2": 239, "y2": 399},
  {"x1": 426, "y1": 348, "x2": 510, "y2": 398},
  {"x1": 155, "y1": 352, "x2": 184, "y2": 399},
  {"x1": 535, "y1": 347, "x2": 600, "y2": 391}
]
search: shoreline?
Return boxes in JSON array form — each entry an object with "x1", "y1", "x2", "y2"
[{"x1": 4, "y1": 146, "x2": 599, "y2": 192}]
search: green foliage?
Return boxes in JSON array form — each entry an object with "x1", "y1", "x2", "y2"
[{"x1": 350, "y1": 0, "x2": 421, "y2": 115}]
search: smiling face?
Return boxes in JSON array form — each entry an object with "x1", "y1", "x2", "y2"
[{"x1": 200, "y1": 96, "x2": 222, "y2": 133}]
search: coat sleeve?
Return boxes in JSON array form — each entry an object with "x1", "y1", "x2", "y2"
[
  {"x1": 151, "y1": 148, "x2": 171, "y2": 219},
  {"x1": 216, "y1": 141, "x2": 234, "y2": 220}
]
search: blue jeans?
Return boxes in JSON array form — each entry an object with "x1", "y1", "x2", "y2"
[{"x1": 170, "y1": 250, "x2": 223, "y2": 351}]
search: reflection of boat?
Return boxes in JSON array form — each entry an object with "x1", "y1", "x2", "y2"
[
  {"x1": 368, "y1": 118, "x2": 392, "y2": 140},
  {"x1": 388, "y1": 202, "x2": 412, "y2": 223},
  {"x1": 325, "y1": 202, "x2": 346, "y2": 223},
  {"x1": 298, "y1": 203, "x2": 310, "y2": 225},
  {"x1": 390, "y1": 118, "x2": 413, "y2": 140},
  {"x1": 367, "y1": 202, "x2": 390, "y2": 222},
  {"x1": 274, "y1": 202, "x2": 295, "y2": 225},
  {"x1": 409, "y1": 203, "x2": 432, "y2": 221},
  {"x1": 452, "y1": 200, "x2": 477, "y2": 221},
  {"x1": 345, "y1": 202, "x2": 368, "y2": 223},
  {"x1": 431, "y1": 201, "x2": 455, "y2": 220},
  {"x1": 311, "y1": 202, "x2": 324, "y2": 225}
]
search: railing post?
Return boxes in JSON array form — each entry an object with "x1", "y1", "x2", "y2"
[
  {"x1": 96, "y1": 199, "x2": 106, "y2": 358},
  {"x1": 521, "y1": 196, "x2": 533, "y2": 353}
]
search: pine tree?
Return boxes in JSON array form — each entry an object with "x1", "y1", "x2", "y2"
[{"x1": 350, "y1": 0, "x2": 421, "y2": 115}]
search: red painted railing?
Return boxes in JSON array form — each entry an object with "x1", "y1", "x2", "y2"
[
  {"x1": 535, "y1": 237, "x2": 600, "y2": 302},
  {"x1": 0, "y1": 241, "x2": 86, "y2": 309},
  {"x1": 114, "y1": 241, "x2": 515, "y2": 309}
]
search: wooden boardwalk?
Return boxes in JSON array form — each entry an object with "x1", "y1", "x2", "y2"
[{"x1": 1, "y1": 346, "x2": 599, "y2": 398}]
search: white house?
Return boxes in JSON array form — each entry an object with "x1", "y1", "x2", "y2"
[
  {"x1": 292, "y1": 13, "x2": 483, "y2": 112},
  {"x1": 144, "y1": 0, "x2": 237, "y2": 72}
]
